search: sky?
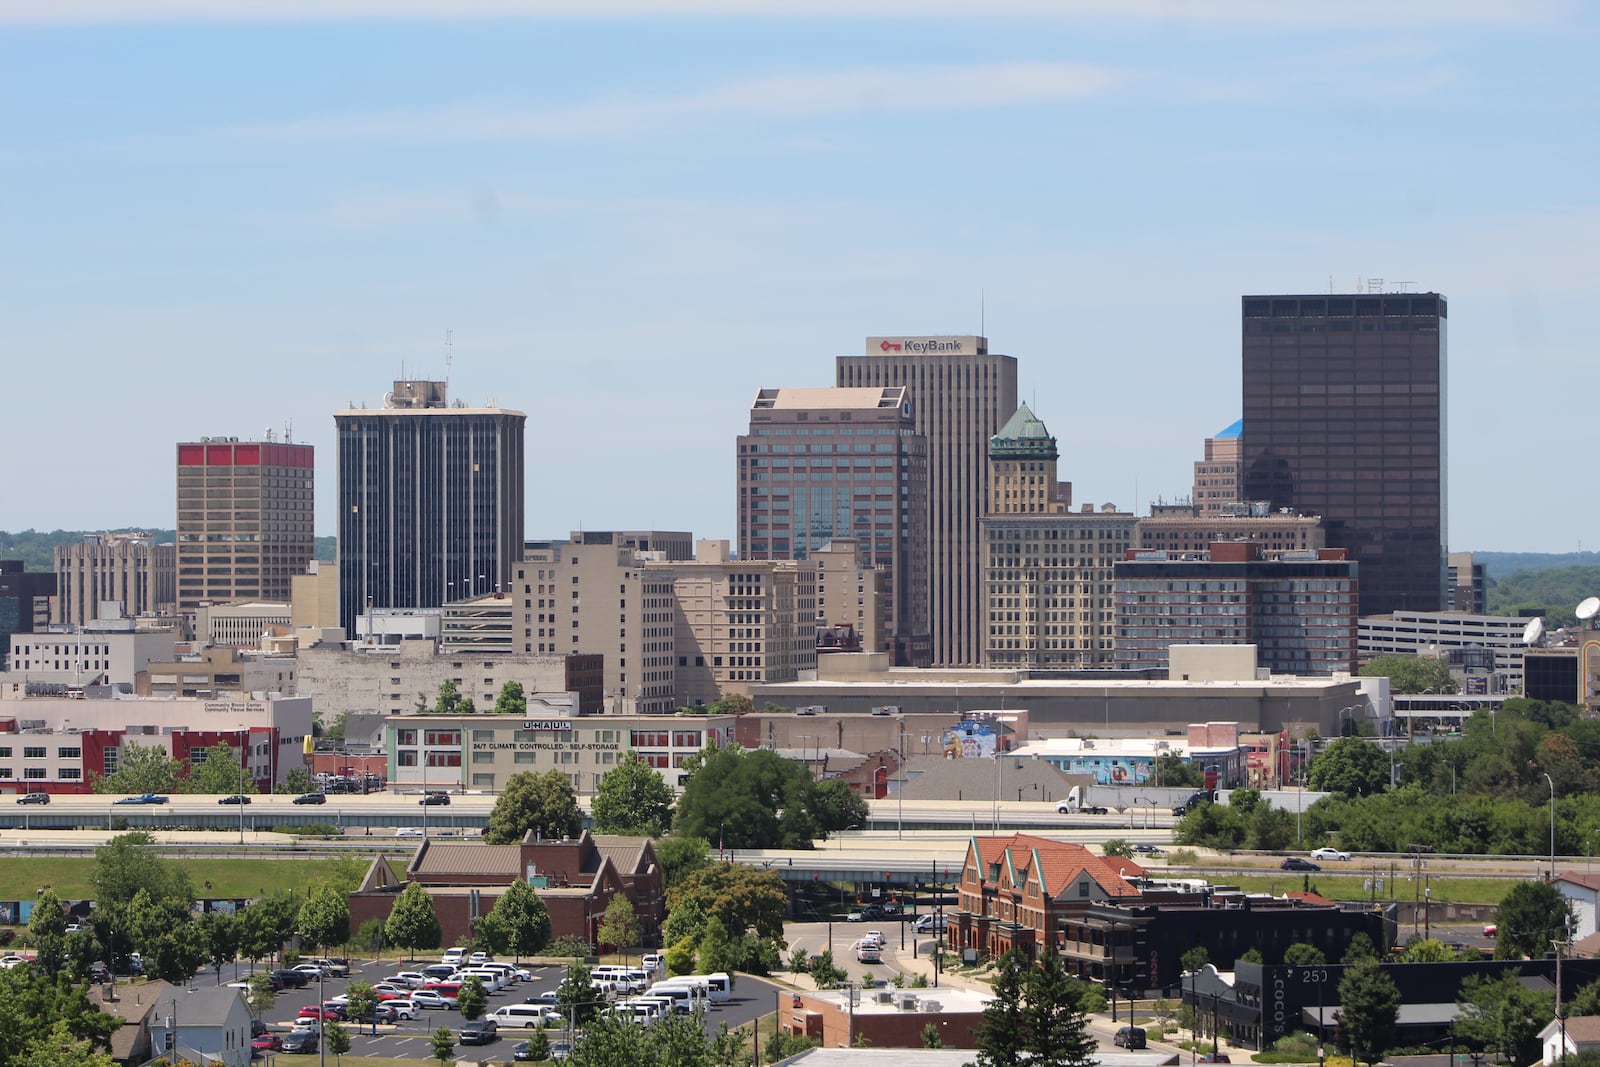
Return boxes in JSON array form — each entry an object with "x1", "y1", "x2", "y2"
[{"x1": 2, "y1": 1, "x2": 1596, "y2": 553}]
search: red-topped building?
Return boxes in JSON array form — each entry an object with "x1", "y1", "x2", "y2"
[{"x1": 176, "y1": 437, "x2": 315, "y2": 618}]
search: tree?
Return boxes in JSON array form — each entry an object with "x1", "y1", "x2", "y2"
[
  {"x1": 297, "y1": 884, "x2": 350, "y2": 951},
  {"x1": 656, "y1": 836, "x2": 712, "y2": 889},
  {"x1": 16, "y1": 1020, "x2": 118, "y2": 1067},
  {"x1": 1157, "y1": 752, "x2": 1205, "y2": 788},
  {"x1": 274, "y1": 767, "x2": 314, "y2": 795},
  {"x1": 1024, "y1": 947, "x2": 1096, "y2": 1067},
  {"x1": 1495, "y1": 880, "x2": 1575, "y2": 960},
  {"x1": 555, "y1": 960, "x2": 599, "y2": 1026},
  {"x1": 485, "y1": 880, "x2": 552, "y2": 960},
  {"x1": 1337, "y1": 957, "x2": 1400, "y2": 1067},
  {"x1": 1359, "y1": 655, "x2": 1457, "y2": 695},
  {"x1": 1342, "y1": 933, "x2": 1378, "y2": 963},
  {"x1": 343, "y1": 982, "x2": 380, "y2": 1031},
  {"x1": 597, "y1": 894, "x2": 639, "y2": 957},
  {"x1": 1103, "y1": 839, "x2": 1135, "y2": 859},
  {"x1": 384, "y1": 883, "x2": 442, "y2": 960},
  {"x1": 696, "y1": 916, "x2": 740, "y2": 977},
  {"x1": 662, "y1": 862, "x2": 787, "y2": 947},
  {"x1": 182, "y1": 743, "x2": 253, "y2": 795},
  {"x1": 323, "y1": 1021, "x2": 351, "y2": 1065},
  {"x1": 1308, "y1": 738, "x2": 1392, "y2": 797},
  {"x1": 246, "y1": 973, "x2": 278, "y2": 1015},
  {"x1": 429, "y1": 1026, "x2": 455, "y2": 1067},
  {"x1": 1402, "y1": 937, "x2": 1463, "y2": 963},
  {"x1": 493, "y1": 681, "x2": 527, "y2": 716},
  {"x1": 486, "y1": 770, "x2": 583, "y2": 844},
  {"x1": 194, "y1": 910, "x2": 240, "y2": 983},
  {"x1": 1284, "y1": 943, "x2": 1326, "y2": 967},
  {"x1": 239, "y1": 893, "x2": 298, "y2": 966},
  {"x1": 788, "y1": 945, "x2": 809, "y2": 974},
  {"x1": 974, "y1": 950, "x2": 1028, "y2": 1067},
  {"x1": 1180, "y1": 946, "x2": 1210, "y2": 973},
  {"x1": 352, "y1": 918, "x2": 386, "y2": 956},
  {"x1": 922, "y1": 1022, "x2": 944, "y2": 1048},
  {"x1": 674, "y1": 743, "x2": 861, "y2": 849},
  {"x1": 433, "y1": 679, "x2": 463, "y2": 714},
  {"x1": 1458, "y1": 970, "x2": 1554, "y2": 1066},
  {"x1": 591, "y1": 753, "x2": 674, "y2": 836},
  {"x1": 473, "y1": 911, "x2": 511, "y2": 958},
  {"x1": 92, "y1": 832, "x2": 192, "y2": 907},
  {"x1": 808, "y1": 949, "x2": 847, "y2": 990},
  {"x1": 28, "y1": 889, "x2": 68, "y2": 978},
  {"x1": 90, "y1": 741, "x2": 181, "y2": 795},
  {"x1": 457, "y1": 975, "x2": 487, "y2": 1021}
]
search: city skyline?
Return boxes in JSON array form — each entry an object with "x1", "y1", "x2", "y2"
[{"x1": 3, "y1": 3, "x2": 1597, "y2": 553}]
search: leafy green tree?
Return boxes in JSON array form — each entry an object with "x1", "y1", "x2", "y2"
[
  {"x1": 597, "y1": 893, "x2": 639, "y2": 956},
  {"x1": 1359, "y1": 655, "x2": 1458, "y2": 695},
  {"x1": 696, "y1": 916, "x2": 740, "y2": 977},
  {"x1": 974, "y1": 950, "x2": 1028, "y2": 1067},
  {"x1": 16, "y1": 1020, "x2": 118, "y2": 1067},
  {"x1": 493, "y1": 681, "x2": 527, "y2": 715},
  {"x1": 352, "y1": 917, "x2": 386, "y2": 956},
  {"x1": 1402, "y1": 937, "x2": 1463, "y2": 962},
  {"x1": 323, "y1": 1021, "x2": 351, "y2": 1065},
  {"x1": 591, "y1": 752, "x2": 674, "y2": 836},
  {"x1": 274, "y1": 767, "x2": 314, "y2": 795},
  {"x1": 90, "y1": 741, "x2": 181, "y2": 795},
  {"x1": 28, "y1": 889, "x2": 69, "y2": 978},
  {"x1": 662, "y1": 862, "x2": 786, "y2": 947},
  {"x1": 486, "y1": 770, "x2": 583, "y2": 844},
  {"x1": 1284, "y1": 943, "x2": 1326, "y2": 967},
  {"x1": 182, "y1": 743, "x2": 253, "y2": 795},
  {"x1": 384, "y1": 883, "x2": 442, "y2": 960},
  {"x1": 433, "y1": 679, "x2": 462, "y2": 714},
  {"x1": 549, "y1": 934, "x2": 594, "y2": 958},
  {"x1": 922, "y1": 1021, "x2": 944, "y2": 1048},
  {"x1": 1495, "y1": 880, "x2": 1574, "y2": 960},
  {"x1": 1337, "y1": 957, "x2": 1400, "y2": 1066},
  {"x1": 429, "y1": 1026, "x2": 455, "y2": 1067},
  {"x1": 1571, "y1": 978, "x2": 1600, "y2": 1020},
  {"x1": 656, "y1": 835, "x2": 712, "y2": 889},
  {"x1": 808, "y1": 948, "x2": 847, "y2": 989},
  {"x1": 194, "y1": 910, "x2": 240, "y2": 983},
  {"x1": 473, "y1": 910, "x2": 511, "y2": 958},
  {"x1": 1024, "y1": 947, "x2": 1096, "y2": 1067},
  {"x1": 324, "y1": 711, "x2": 350, "y2": 742},
  {"x1": 246, "y1": 973, "x2": 278, "y2": 1014},
  {"x1": 521, "y1": 1029, "x2": 550, "y2": 1062},
  {"x1": 343, "y1": 981, "x2": 380, "y2": 1029},
  {"x1": 788, "y1": 945, "x2": 810, "y2": 974},
  {"x1": 1342, "y1": 932, "x2": 1378, "y2": 963},
  {"x1": 297, "y1": 883, "x2": 350, "y2": 951},
  {"x1": 239, "y1": 893, "x2": 298, "y2": 965},
  {"x1": 92, "y1": 832, "x2": 193, "y2": 906},
  {"x1": 556, "y1": 960, "x2": 599, "y2": 1026},
  {"x1": 1240, "y1": 947, "x2": 1265, "y2": 964},
  {"x1": 1103, "y1": 839, "x2": 1135, "y2": 859},
  {"x1": 675, "y1": 743, "x2": 862, "y2": 848},
  {"x1": 0, "y1": 969, "x2": 120, "y2": 1061},
  {"x1": 1174, "y1": 800, "x2": 1246, "y2": 849},
  {"x1": 567, "y1": 1012, "x2": 650, "y2": 1064},
  {"x1": 1308, "y1": 738, "x2": 1392, "y2": 797},
  {"x1": 457, "y1": 975, "x2": 487, "y2": 1021},
  {"x1": 1156, "y1": 752, "x2": 1204, "y2": 787},
  {"x1": 485, "y1": 879, "x2": 552, "y2": 960},
  {"x1": 1180, "y1": 946, "x2": 1210, "y2": 973},
  {"x1": 1458, "y1": 970, "x2": 1554, "y2": 1066}
]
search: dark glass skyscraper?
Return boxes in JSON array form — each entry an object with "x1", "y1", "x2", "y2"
[
  {"x1": 336, "y1": 381, "x2": 525, "y2": 638},
  {"x1": 1240, "y1": 293, "x2": 1446, "y2": 616}
]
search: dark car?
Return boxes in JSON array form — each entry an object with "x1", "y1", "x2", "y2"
[
  {"x1": 1200, "y1": 1054, "x2": 1232, "y2": 1063},
  {"x1": 251, "y1": 1020, "x2": 270, "y2": 1039},
  {"x1": 1114, "y1": 1027, "x2": 1148, "y2": 1049},
  {"x1": 293, "y1": 792, "x2": 326, "y2": 805},
  {"x1": 280, "y1": 1032, "x2": 318, "y2": 1055},
  {"x1": 17, "y1": 792, "x2": 49, "y2": 805},
  {"x1": 1134, "y1": 844, "x2": 1167, "y2": 855},
  {"x1": 88, "y1": 962, "x2": 110, "y2": 984},
  {"x1": 459, "y1": 1020, "x2": 498, "y2": 1045},
  {"x1": 512, "y1": 1040, "x2": 538, "y2": 1061},
  {"x1": 273, "y1": 968, "x2": 309, "y2": 989},
  {"x1": 1280, "y1": 857, "x2": 1321, "y2": 872},
  {"x1": 218, "y1": 794, "x2": 252, "y2": 805},
  {"x1": 420, "y1": 793, "x2": 451, "y2": 806},
  {"x1": 114, "y1": 793, "x2": 167, "y2": 805}
]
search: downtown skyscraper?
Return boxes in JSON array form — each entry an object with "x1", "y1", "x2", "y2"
[
  {"x1": 1240, "y1": 292, "x2": 1447, "y2": 616},
  {"x1": 336, "y1": 380, "x2": 525, "y2": 638},
  {"x1": 837, "y1": 336, "x2": 1017, "y2": 667}
]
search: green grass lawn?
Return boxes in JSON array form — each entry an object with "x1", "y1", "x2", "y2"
[
  {"x1": 1220, "y1": 873, "x2": 1507, "y2": 905},
  {"x1": 0, "y1": 856, "x2": 369, "y2": 901}
]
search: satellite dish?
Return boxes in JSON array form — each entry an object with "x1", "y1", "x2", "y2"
[
  {"x1": 1523, "y1": 617, "x2": 1545, "y2": 647},
  {"x1": 1577, "y1": 597, "x2": 1600, "y2": 622}
]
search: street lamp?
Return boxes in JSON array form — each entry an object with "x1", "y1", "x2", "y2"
[{"x1": 1545, "y1": 772, "x2": 1557, "y2": 879}]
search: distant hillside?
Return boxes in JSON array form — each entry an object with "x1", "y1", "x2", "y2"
[
  {"x1": 0, "y1": 529, "x2": 335, "y2": 573},
  {"x1": 1474, "y1": 550, "x2": 1600, "y2": 576},
  {"x1": 1486, "y1": 565, "x2": 1600, "y2": 628}
]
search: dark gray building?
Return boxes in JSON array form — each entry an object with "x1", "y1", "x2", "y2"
[
  {"x1": 0, "y1": 561, "x2": 54, "y2": 671},
  {"x1": 335, "y1": 381, "x2": 525, "y2": 638},
  {"x1": 1240, "y1": 293, "x2": 1446, "y2": 616}
]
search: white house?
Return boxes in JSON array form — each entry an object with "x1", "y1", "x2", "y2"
[
  {"x1": 1555, "y1": 872, "x2": 1600, "y2": 941},
  {"x1": 144, "y1": 985, "x2": 254, "y2": 1067},
  {"x1": 1540, "y1": 1014, "x2": 1600, "y2": 1065}
]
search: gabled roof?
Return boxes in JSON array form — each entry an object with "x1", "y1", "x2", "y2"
[
  {"x1": 411, "y1": 842, "x2": 523, "y2": 880},
  {"x1": 594, "y1": 837, "x2": 656, "y2": 877},
  {"x1": 1556, "y1": 871, "x2": 1600, "y2": 892},
  {"x1": 990, "y1": 404, "x2": 1058, "y2": 459},
  {"x1": 969, "y1": 833, "x2": 1145, "y2": 899}
]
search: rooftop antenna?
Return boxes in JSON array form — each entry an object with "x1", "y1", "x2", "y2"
[
  {"x1": 444, "y1": 329, "x2": 453, "y2": 397},
  {"x1": 284, "y1": 418, "x2": 293, "y2": 443},
  {"x1": 980, "y1": 289, "x2": 985, "y2": 338}
]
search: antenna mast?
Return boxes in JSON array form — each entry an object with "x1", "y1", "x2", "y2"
[{"x1": 444, "y1": 329, "x2": 453, "y2": 396}]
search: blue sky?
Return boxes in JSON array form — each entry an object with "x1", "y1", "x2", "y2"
[{"x1": 2, "y1": 1, "x2": 1595, "y2": 553}]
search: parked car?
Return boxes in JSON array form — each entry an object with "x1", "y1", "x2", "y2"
[
  {"x1": 1483, "y1": 924, "x2": 1498, "y2": 938},
  {"x1": 384, "y1": 1000, "x2": 419, "y2": 1021},
  {"x1": 280, "y1": 1031, "x2": 318, "y2": 1055},
  {"x1": 17, "y1": 792, "x2": 49, "y2": 805},
  {"x1": 390, "y1": 971, "x2": 428, "y2": 988},
  {"x1": 469, "y1": 951, "x2": 492, "y2": 965},
  {"x1": 88, "y1": 962, "x2": 110, "y2": 984},
  {"x1": 1280, "y1": 857, "x2": 1321, "y2": 872},
  {"x1": 293, "y1": 963, "x2": 325, "y2": 978},
  {"x1": 420, "y1": 793, "x2": 451, "y2": 806},
  {"x1": 524, "y1": 991, "x2": 561, "y2": 1006},
  {"x1": 549, "y1": 1039, "x2": 573, "y2": 1062},
  {"x1": 252, "y1": 1035, "x2": 283, "y2": 1053},
  {"x1": 251, "y1": 1020, "x2": 269, "y2": 1039},
  {"x1": 912, "y1": 915, "x2": 946, "y2": 933},
  {"x1": 274, "y1": 968, "x2": 309, "y2": 989},
  {"x1": 846, "y1": 910, "x2": 865, "y2": 922},
  {"x1": 459, "y1": 1020, "x2": 498, "y2": 1046},
  {"x1": 1114, "y1": 1027, "x2": 1148, "y2": 1049},
  {"x1": 218, "y1": 794, "x2": 251, "y2": 805},
  {"x1": 512, "y1": 1041, "x2": 539, "y2": 1061},
  {"x1": 1199, "y1": 1054, "x2": 1232, "y2": 1063},
  {"x1": 1310, "y1": 847, "x2": 1351, "y2": 862},
  {"x1": 293, "y1": 792, "x2": 326, "y2": 805},
  {"x1": 410, "y1": 989, "x2": 458, "y2": 1010},
  {"x1": 297, "y1": 1005, "x2": 342, "y2": 1022}
]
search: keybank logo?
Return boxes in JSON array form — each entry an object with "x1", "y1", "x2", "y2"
[{"x1": 881, "y1": 338, "x2": 965, "y2": 353}]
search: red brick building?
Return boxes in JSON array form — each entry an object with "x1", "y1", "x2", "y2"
[
  {"x1": 781, "y1": 986, "x2": 991, "y2": 1049},
  {"x1": 348, "y1": 830, "x2": 663, "y2": 949},
  {"x1": 947, "y1": 833, "x2": 1146, "y2": 962}
]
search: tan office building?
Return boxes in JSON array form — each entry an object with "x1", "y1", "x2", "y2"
[
  {"x1": 982, "y1": 405, "x2": 1133, "y2": 669},
  {"x1": 176, "y1": 437, "x2": 315, "y2": 617},
  {"x1": 837, "y1": 336, "x2": 1018, "y2": 667},
  {"x1": 810, "y1": 538, "x2": 883, "y2": 654},
  {"x1": 1192, "y1": 421, "x2": 1243, "y2": 517},
  {"x1": 53, "y1": 533, "x2": 175, "y2": 627},
  {"x1": 290, "y1": 561, "x2": 339, "y2": 630},
  {"x1": 648, "y1": 540, "x2": 816, "y2": 706},
  {"x1": 1135, "y1": 502, "x2": 1324, "y2": 558},
  {"x1": 519, "y1": 531, "x2": 685, "y2": 715}
]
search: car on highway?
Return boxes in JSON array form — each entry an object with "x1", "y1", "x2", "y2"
[
  {"x1": 1134, "y1": 844, "x2": 1167, "y2": 855},
  {"x1": 113, "y1": 793, "x2": 169, "y2": 805},
  {"x1": 1056, "y1": 799, "x2": 1108, "y2": 815},
  {"x1": 1280, "y1": 857, "x2": 1321, "y2": 872},
  {"x1": 420, "y1": 792, "x2": 451, "y2": 806},
  {"x1": 1310, "y1": 847, "x2": 1351, "y2": 861},
  {"x1": 280, "y1": 1031, "x2": 318, "y2": 1055},
  {"x1": 292, "y1": 792, "x2": 326, "y2": 805},
  {"x1": 459, "y1": 1019, "x2": 498, "y2": 1045},
  {"x1": 17, "y1": 792, "x2": 49, "y2": 805},
  {"x1": 217, "y1": 794, "x2": 251, "y2": 805},
  {"x1": 861, "y1": 930, "x2": 885, "y2": 947},
  {"x1": 396, "y1": 827, "x2": 425, "y2": 838}
]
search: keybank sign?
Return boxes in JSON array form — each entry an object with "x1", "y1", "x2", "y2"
[{"x1": 867, "y1": 335, "x2": 985, "y2": 356}]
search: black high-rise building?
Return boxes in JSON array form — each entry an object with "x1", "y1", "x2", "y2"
[
  {"x1": 336, "y1": 381, "x2": 525, "y2": 638},
  {"x1": 1241, "y1": 292, "x2": 1446, "y2": 616}
]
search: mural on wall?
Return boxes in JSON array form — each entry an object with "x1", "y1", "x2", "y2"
[{"x1": 941, "y1": 720, "x2": 998, "y2": 759}]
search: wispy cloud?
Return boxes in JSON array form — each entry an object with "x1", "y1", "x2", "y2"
[
  {"x1": 232, "y1": 62, "x2": 1125, "y2": 143},
  {"x1": 0, "y1": 0, "x2": 1563, "y2": 28}
]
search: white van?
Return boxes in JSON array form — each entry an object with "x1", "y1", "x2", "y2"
[
  {"x1": 644, "y1": 983, "x2": 704, "y2": 1014},
  {"x1": 458, "y1": 967, "x2": 507, "y2": 992},
  {"x1": 442, "y1": 947, "x2": 466, "y2": 966},
  {"x1": 698, "y1": 973, "x2": 732, "y2": 1004},
  {"x1": 491, "y1": 1004, "x2": 558, "y2": 1030}
]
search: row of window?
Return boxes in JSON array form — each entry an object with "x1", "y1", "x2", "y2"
[
  {"x1": 0, "y1": 768, "x2": 80, "y2": 779},
  {"x1": 0, "y1": 746, "x2": 80, "y2": 759}
]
